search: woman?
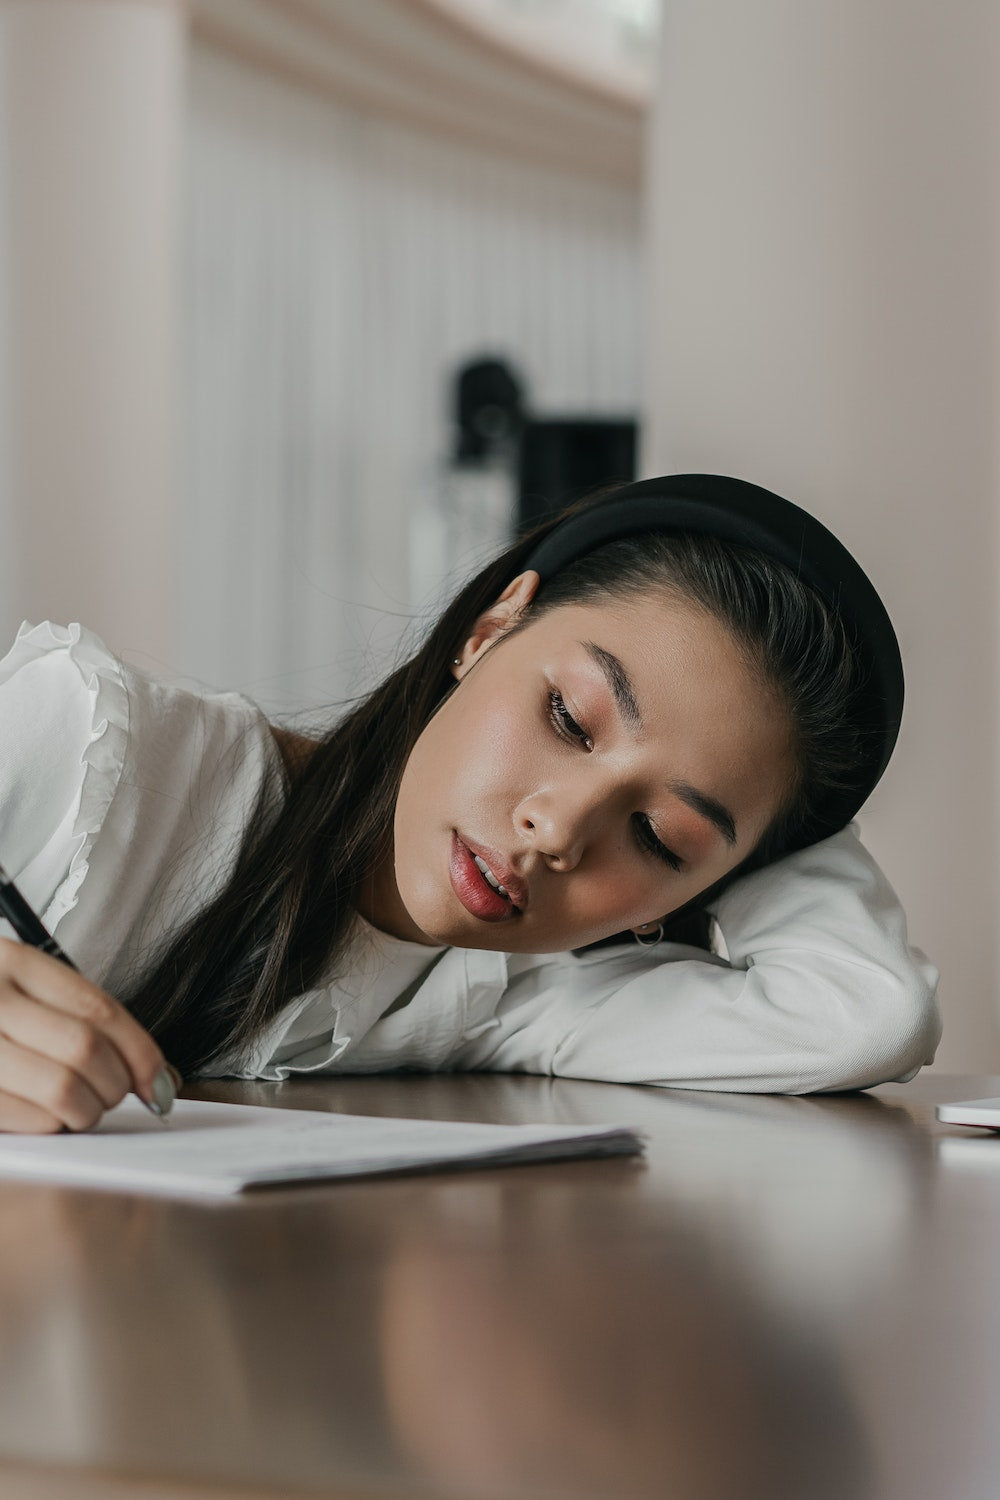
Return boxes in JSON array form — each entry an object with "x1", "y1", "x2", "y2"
[{"x1": 0, "y1": 475, "x2": 940, "y2": 1133}]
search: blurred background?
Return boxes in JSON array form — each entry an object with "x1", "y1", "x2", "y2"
[{"x1": 0, "y1": 0, "x2": 996, "y2": 1071}]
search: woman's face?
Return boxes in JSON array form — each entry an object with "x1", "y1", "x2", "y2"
[{"x1": 368, "y1": 574, "x2": 796, "y2": 952}]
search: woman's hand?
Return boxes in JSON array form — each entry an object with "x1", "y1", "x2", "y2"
[{"x1": 0, "y1": 937, "x2": 178, "y2": 1133}]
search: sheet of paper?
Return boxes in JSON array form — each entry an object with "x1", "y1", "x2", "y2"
[{"x1": 0, "y1": 1097, "x2": 644, "y2": 1197}]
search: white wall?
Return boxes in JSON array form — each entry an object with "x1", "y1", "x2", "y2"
[
  {"x1": 0, "y1": 0, "x2": 185, "y2": 668},
  {"x1": 643, "y1": 0, "x2": 1000, "y2": 1070}
]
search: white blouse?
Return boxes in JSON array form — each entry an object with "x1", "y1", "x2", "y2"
[{"x1": 0, "y1": 621, "x2": 941, "y2": 1094}]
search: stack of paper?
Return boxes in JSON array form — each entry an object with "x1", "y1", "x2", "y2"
[{"x1": 0, "y1": 1097, "x2": 644, "y2": 1198}]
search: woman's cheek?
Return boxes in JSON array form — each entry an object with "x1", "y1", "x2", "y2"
[
  {"x1": 561, "y1": 867, "x2": 648, "y2": 937},
  {"x1": 454, "y1": 696, "x2": 537, "y2": 798}
]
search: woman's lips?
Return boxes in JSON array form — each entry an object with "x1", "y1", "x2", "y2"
[{"x1": 449, "y1": 833, "x2": 520, "y2": 923}]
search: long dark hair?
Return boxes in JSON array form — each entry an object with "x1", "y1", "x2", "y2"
[{"x1": 124, "y1": 499, "x2": 864, "y2": 1077}]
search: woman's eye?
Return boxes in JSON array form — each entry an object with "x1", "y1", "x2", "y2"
[
  {"x1": 548, "y1": 690, "x2": 593, "y2": 751},
  {"x1": 633, "y1": 814, "x2": 683, "y2": 874},
  {"x1": 547, "y1": 692, "x2": 681, "y2": 873}
]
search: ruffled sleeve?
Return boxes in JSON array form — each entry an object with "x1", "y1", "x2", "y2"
[
  {"x1": 0, "y1": 620, "x2": 129, "y2": 934},
  {"x1": 0, "y1": 620, "x2": 285, "y2": 992}
]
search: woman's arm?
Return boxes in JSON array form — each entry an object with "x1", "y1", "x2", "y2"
[
  {"x1": 450, "y1": 824, "x2": 941, "y2": 1094},
  {"x1": 0, "y1": 624, "x2": 174, "y2": 1129}
]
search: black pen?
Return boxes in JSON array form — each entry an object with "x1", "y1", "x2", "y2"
[{"x1": 0, "y1": 859, "x2": 174, "y2": 1121}]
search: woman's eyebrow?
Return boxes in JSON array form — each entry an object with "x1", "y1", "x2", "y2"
[
  {"x1": 669, "y1": 782, "x2": 738, "y2": 847},
  {"x1": 580, "y1": 639, "x2": 738, "y2": 847},
  {"x1": 582, "y1": 641, "x2": 642, "y2": 730}
]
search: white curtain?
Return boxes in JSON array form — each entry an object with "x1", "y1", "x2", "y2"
[{"x1": 182, "y1": 43, "x2": 642, "y2": 718}]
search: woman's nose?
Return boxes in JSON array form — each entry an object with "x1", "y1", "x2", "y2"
[{"x1": 514, "y1": 791, "x2": 595, "y2": 871}]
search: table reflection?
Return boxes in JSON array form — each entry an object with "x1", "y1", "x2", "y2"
[
  {"x1": 0, "y1": 1076, "x2": 948, "y2": 1498},
  {"x1": 378, "y1": 1196, "x2": 873, "y2": 1499}
]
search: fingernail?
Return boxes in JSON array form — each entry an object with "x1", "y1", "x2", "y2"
[
  {"x1": 147, "y1": 1068, "x2": 177, "y2": 1118},
  {"x1": 166, "y1": 1064, "x2": 184, "y2": 1092}
]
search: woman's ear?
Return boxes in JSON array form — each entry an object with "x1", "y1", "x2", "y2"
[{"x1": 451, "y1": 571, "x2": 540, "y2": 679}]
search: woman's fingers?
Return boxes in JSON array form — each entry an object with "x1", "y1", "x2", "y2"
[
  {"x1": 0, "y1": 1033, "x2": 109, "y2": 1133},
  {"x1": 0, "y1": 1084, "x2": 67, "y2": 1135},
  {"x1": 0, "y1": 937, "x2": 175, "y2": 1119},
  {"x1": 0, "y1": 988, "x2": 133, "y2": 1106}
]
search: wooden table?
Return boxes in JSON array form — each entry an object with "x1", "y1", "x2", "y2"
[{"x1": 1, "y1": 1071, "x2": 998, "y2": 1500}]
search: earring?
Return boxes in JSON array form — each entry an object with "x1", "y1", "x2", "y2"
[
  {"x1": 452, "y1": 656, "x2": 461, "y2": 666},
  {"x1": 633, "y1": 921, "x2": 664, "y2": 948}
]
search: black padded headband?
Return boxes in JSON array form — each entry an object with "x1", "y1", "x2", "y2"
[{"x1": 523, "y1": 473, "x2": 903, "y2": 842}]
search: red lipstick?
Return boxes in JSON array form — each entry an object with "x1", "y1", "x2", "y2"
[{"x1": 449, "y1": 833, "x2": 520, "y2": 923}]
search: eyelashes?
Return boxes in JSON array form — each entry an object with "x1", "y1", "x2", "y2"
[
  {"x1": 547, "y1": 689, "x2": 593, "y2": 750},
  {"x1": 545, "y1": 690, "x2": 683, "y2": 873},
  {"x1": 633, "y1": 814, "x2": 683, "y2": 874}
]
